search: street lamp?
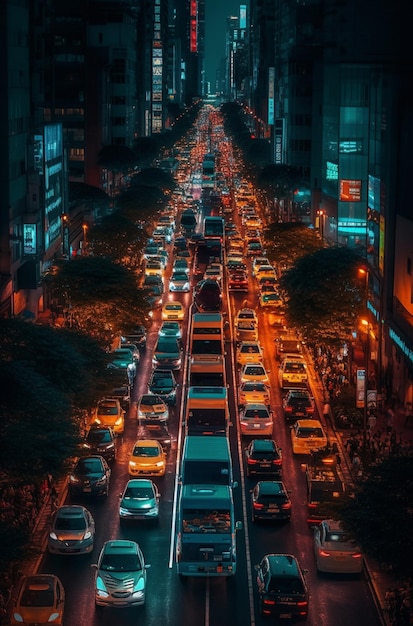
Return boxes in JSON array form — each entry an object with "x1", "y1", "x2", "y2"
[
  {"x1": 316, "y1": 209, "x2": 325, "y2": 242},
  {"x1": 82, "y1": 223, "x2": 88, "y2": 254}
]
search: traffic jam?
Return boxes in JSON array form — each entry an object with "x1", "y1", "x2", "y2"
[{"x1": 25, "y1": 105, "x2": 381, "y2": 626}]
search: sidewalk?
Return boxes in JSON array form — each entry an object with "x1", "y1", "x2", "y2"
[{"x1": 306, "y1": 344, "x2": 412, "y2": 626}]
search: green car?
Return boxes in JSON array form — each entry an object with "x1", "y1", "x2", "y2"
[{"x1": 119, "y1": 479, "x2": 160, "y2": 521}]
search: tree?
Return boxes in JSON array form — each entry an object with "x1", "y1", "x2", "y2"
[
  {"x1": 130, "y1": 167, "x2": 176, "y2": 193},
  {"x1": 263, "y1": 222, "x2": 323, "y2": 270},
  {"x1": 41, "y1": 257, "x2": 151, "y2": 347},
  {"x1": 97, "y1": 144, "x2": 138, "y2": 172},
  {"x1": 330, "y1": 456, "x2": 413, "y2": 578},
  {"x1": 87, "y1": 212, "x2": 146, "y2": 268},
  {"x1": 278, "y1": 247, "x2": 365, "y2": 345},
  {"x1": 117, "y1": 184, "x2": 167, "y2": 224}
]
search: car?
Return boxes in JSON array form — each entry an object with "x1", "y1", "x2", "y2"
[
  {"x1": 145, "y1": 284, "x2": 163, "y2": 311},
  {"x1": 108, "y1": 349, "x2": 137, "y2": 385},
  {"x1": 235, "y1": 308, "x2": 258, "y2": 327},
  {"x1": 193, "y1": 278, "x2": 222, "y2": 312},
  {"x1": 119, "y1": 478, "x2": 160, "y2": 521},
  {"x1": 69, "y1": 455, "x2": 111, "y2": 497},
  {"x1": 162, "y1": 301, "x2": 185, "y2": 321},
  {"x1": 109, "y1": 384, "x2": 131, "y2": 410},
  {"x1": 169, "y1": 271, "x2": 190, "y2": 292},
  {"x1": 92, "y1": 540, "x2": 150, "y2": 607},
  {"x1": 121, "y1": 325, "x2": 147, "y2": 350},
  {"x1": 143, "y1": 274, "x2": 164, "y2": 292},
  {"x1": 247, "y1": 239, "x2": 264, "y2": 257},
  {"x1": 257, "y1": 275, "x2": 278, "y2": 291},
  {"x1": 173, "y1": 258, "x2": 190, "y2": 275},
  {"x1": 93, "y1": 398, "x2": 125, "y2": 435},
  {"x1": 283, "y1": 389, "x2": 315, "y2": 421},
  {"x1": 143, "y1": 243, "x2": 162, "y2": 260},
  {"x1": 137, "y1": 393, "x2": 169, "y2": 423},
  {"x1": 152, "y1": 336, "x2": 182, "y2": 370},
  {"x1": 255, "y1": 554, "x2": 309, "y2": 619},
  {"x1": 48, "y1": 505, "x2": 95, "y2": 554},
  {"x1": 260, "y1": 291, "x2": 284, "y2": 310},
  {"x1": 239, "y1": 403, "x2": 273, "y2": 437},
  {"x1": 150, "y1": 253, "x2": 168, "y2": 269},
  {"x1": 240, "y1": 362, "x2": 270, "y2": 385},
  {"x1": 236, "y1": 341, "x2": 264, "y2": 366},
  {"x1": 128, "y1": 439, "x2": 167, "y2": 477},
  {"x1": 255, "y1": 264, "x2": 277, "y2": 281},
  {"x1": 174, "y1": 236, "x2": 188, "y2": 252},
  {"x1": 120, "y1": 342, "x2": 140, "y2": 362},
  {"x1": 148, "y1": 369, "x2": 178, "y2": 405},
  {"x1": 11, "y1": 574, "x2": 65, "y2": 626},
  {"x1": 252, "y1": 256, "x2": 271, "y2": 276},
  {"x1": 203, "y1": 267, "x2": 223, "y2": 284},
  {"x1": 158, "y1": 320, "x2": 182, "y2": 340},
  {"x1": 226, "y1": 256, "x2": 247, "y2": 272},
  {"x1": 290, "y1": 419, "x2": 328, "y2": 455},
  {"x1": 145, "y1": 259, "x2": 164, "y2": 278},
  {"x1": 176, "y1": 248, "x2": 191, "y2": 260},
  {"x1": 138, "y1": 420, "x2": 172, "y2": 452},
  {"x1": 238, "y1": 381, "x2": 271, "y2": 406},
  {"x1": 82, "y1": 424, "x2": 117, "y2": 462},
  {"x1": 278, "y1": 355, "x2": 308, "y2": 389},
  {"x1": 245, "y1": 439, "x2": 282, "y2": 477},
  {"x1": 228, "y1": 269, "x2": 249, "y2": 291},
  {"x1": 275, "y1": 334, "x2": 303, "y2": 360},
  {"x1": 236, "y1": 319, "x2": 259, "y2": 342},
  {"x1": 313, "y1": 519, "x2": 363, "y2": 574},
  {"x1": 250, "y1": 481, "x2": 292, "y2": 522}
]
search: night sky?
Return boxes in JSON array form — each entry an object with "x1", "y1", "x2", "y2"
[{"x1": 204, "y1": 0, "x2": 243, "y2": 87}]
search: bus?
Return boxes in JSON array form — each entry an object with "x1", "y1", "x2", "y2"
[
  {"x1": 190, "y1": 312, "x2": 224, "y2": 358},
  {"x1": 189, "y1": 354, "x2": 226, "y2": 387},
  {"x1": 185, "y1": 387, "x2": 230, "y2": 437},
  {"x1": 176, "y1": 484, "x2": 242, "y2": 577},
  {"x1": 203, "y1": 216, "x2": 225, "y2": 244},
  {"x1": 180, "y1": 435, "x2": 235, "y2": 486}
]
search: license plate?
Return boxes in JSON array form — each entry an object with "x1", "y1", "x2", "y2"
[
  {"x1": 83, "y1": 487, "x2": 92, "y2": 492},
  {"x1": 334, "y1": 556, "x2": 346, "y2": 560},
  {"x1": 253, "y1": 423, "x2": 261, "y2": 428},
  {"x1": 268, "y1": 505, "x2": 279, "y2": 511},
  {"x1": 296, "y1": 412, "x2": 305, "y2": 416},
  {"x1": 260, "y1": 463, "x2": 271, "y2": 468},
  {"x1": 280, "y1": 614, "x2": 292, "y2": 619}
]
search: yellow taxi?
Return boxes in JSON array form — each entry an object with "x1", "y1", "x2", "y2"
[
  {"x1": 128, "y1": 439, "x2": 167, "y2": 477},
  {"x1": 236, "y1": 341, "x2": 264, "y2": 366},
  {"x1": 161, "y1": 301, "x2": 185, "y2": 321},
  {"x1": 93, "y1": 398, "x2": 125, "y2": 435},
  {"x1": 239, "y1": 362, "x2": 270, "y2": 385},
  {"x1": 278, "y1": 355, "x2": 308, "y2": 389},
  {"x1": 290, "y1": 419, "x2": 328, "y2": 455}
]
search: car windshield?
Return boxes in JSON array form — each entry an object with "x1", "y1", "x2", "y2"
[
  {"x1": 133, "y1": 445, "x2": 160, "y2": 457},
  {"x1": 245, "y1": 409, "x2": 269, "y2": 419},
  {"x1": 140, "y1": 395, "x2": 163, "y2": 406},
  {"x1": 268, "y1": 577, "x2": 304, "y2": 594},
  {"x1": 100, "y1": 554, "x2": 142, "y2": 572},
  {"x1": 123, "y1": 487, "x2": 153, "y2": 500},
  {"x1": 296, "y1": 427, "x2": 324, "y2": 438},
  {"x1": 21, "y1": 587, "x2": 54, "y2": 607},
  {"x1": 76, "y1": 459, "x2": 102, "y2": 473},
  {"x1": 245, "y1": 366, "x2": 265, "y2": 376},
  {"x1": 284, "y1": 362, "x2": 305, "y2": 372},
  {"x1": 55, "y1": 516, "x2": 86, "y2": 531},
  {"x1": 165, "y1": 305, "x2": 181, "y2": 311},
  {"x1": 98, "y1": 405, "x2": 118, "y2": 415},
  {"x1": 87, "y1": 430, "x2": 112, "y2": 443}
]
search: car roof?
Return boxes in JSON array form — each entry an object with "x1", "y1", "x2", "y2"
[
  {"x1": 251, "y1": 439, "x2": 276, "y2": 451},
  {"x1": 265, "y1": 554, "x2": 301, "y2": 576},
  {"x1": 256, "y1": 481, "x2": 286, "y2": 495}
]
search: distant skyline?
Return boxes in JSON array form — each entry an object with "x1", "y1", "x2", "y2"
[{"x1": 204, "y1": 0, "x2": 243, "y2": 89}]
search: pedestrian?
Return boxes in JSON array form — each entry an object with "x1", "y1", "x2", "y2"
[
  {"x1": 323, "y1": 401, "x2": 332, "y2": 424},
  {"x1": 367, "y1": 411, "x2": 377, "y2": 431}
]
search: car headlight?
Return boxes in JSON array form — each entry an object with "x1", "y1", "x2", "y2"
[
  {"x1": 69, "y1": 475, "x2": 80, "y2": 483},
  {"x1": 96, "y1": 576, "x2": 109, "y2": 596},
  {"x1": 156, "y1": 461, "x2": 164, "y2": 467},
  {"x1": 49, "y1": 532, "x2": 58, "y2": 540},
  {"x1": 115, "y1": 417, "x2": 123, "y2": 426},
  {"x1": 133, "y1": 575, "x2": 145, "y2": 592},
  {"x1": 84, "y1": 531, "x2": 92, "y2": 540},
  {"x1": 129, "y1": 461, "x2": 137, "y2": 467},
  {"x1": 95, "y1": 476, "x2": 107, "y2": 485}
]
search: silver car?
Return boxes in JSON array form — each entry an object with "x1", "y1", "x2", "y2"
[{"x1": 48, "y1": 505, "x2": 95, "y2": 555}]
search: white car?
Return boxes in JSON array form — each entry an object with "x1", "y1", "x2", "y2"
[
  {"x1": 314, "y1": 519, "x2": 363, "y2": 574},
  {"x1": 239, "y1": 403, "x2": 273, "y2": 437},
  {"x1": 169, "y1": 271, "x2": 190, "y2": 292}
]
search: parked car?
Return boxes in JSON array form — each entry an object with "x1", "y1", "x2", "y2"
[
  {"x1": 255, "y1": 554, "x2": 309, "y2": 619},
  {"x1": 313, "y1": 519, "x2": 363, "y2": 574},
  {"x1": 69, "y1": 455, "x2": 111, "y2": 497},
  {"x1": 250, "y1": 481, "x2": 292, "y2": 522},
  {"x1": 11, "y1": 575, "x2": 65, "y2": 626},
  {"x1": 245, "y1": 439, "x2": 283, "y2": 477},
  {"x1": 92, "y1": 540, "x2": 150, "y2": 607},
  {"x1": 48, "y1": 505, "x2": 95, "y2": 554},
  {"x1": 119, "y1": 478, "x2": 160, "y2": 522}
]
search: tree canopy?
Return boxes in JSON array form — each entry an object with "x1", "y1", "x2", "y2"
[
  {"x1": 278, "y1": 246, "x2": 365, "y2": 345},
  {"x1": 41, "y1": 257, "x2": 150, "y2": 347},
  {"x1": 87, "y1": 212, "x2": 146, "y2": 268},
  {"x1": 331, "y1": 456, "x2": 413, "y2": 578},
  {"x1": 263, "y1": 222, "x2": 323, "y2": 270}
]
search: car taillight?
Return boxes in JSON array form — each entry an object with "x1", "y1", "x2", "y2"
[
  {"x1": 273, "y1": 458, "x2": 282, "y2": 466},
  {"x1": 308, "y1": 502, "x2": 317, "y2": 509},
  {"x1": 263, "y1": 598, "x2": 276, "y2": 606},
  {"x1": 319, "y1": 549, "x2": 330, "y2": 557},
  {"x1": 248, "y1": 458, "x2": 258, "y2": 464},
  {"x1": 285, "y1": 406, "x2": 293, "y2": 412},
  {"x1": 281, "y1": 502, "x2": 291, "y2": 510},
  {"x1": 307, "y1": 407, "x2": 315, "y2": 414},
  {"x1": 352, "y1": 553, "x2": 363, "y2": 559},
  {"x1": 253, "y1": 502, "x2": 264, "y2": 510}
]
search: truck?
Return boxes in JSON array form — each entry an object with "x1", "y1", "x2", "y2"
[
  {"x1": 301, "y1": 447, "x2": 345, "y2": 526},
  {"x1": 180, "y1": 435, "x2": 236, "y2": 487},
  {"x1": 176, "y1": 484, "x2": 242, "y2": 577},
  {"x1": 185, "y1": 386, "x2": 230, "y2": 437}
]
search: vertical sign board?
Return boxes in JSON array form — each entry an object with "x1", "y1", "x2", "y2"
[
  {"x1": 356, "y1": 367, "x2": 365, "y2": 408},
  {"x1": 239, "y1": 5, "x2": 247, "y2": 29},
  {"x1": 268, "y1": 67, "x2": 275, "y2": 126},
  {"x1": 152, "y1": 0, "x2": 162, "y2": 133},
  {"x1": 190, "y1": 0, "x2": 198, "y2": 53},
  {"x1": 274, "y1": 119, "x2": 284, "y2": 165}
]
